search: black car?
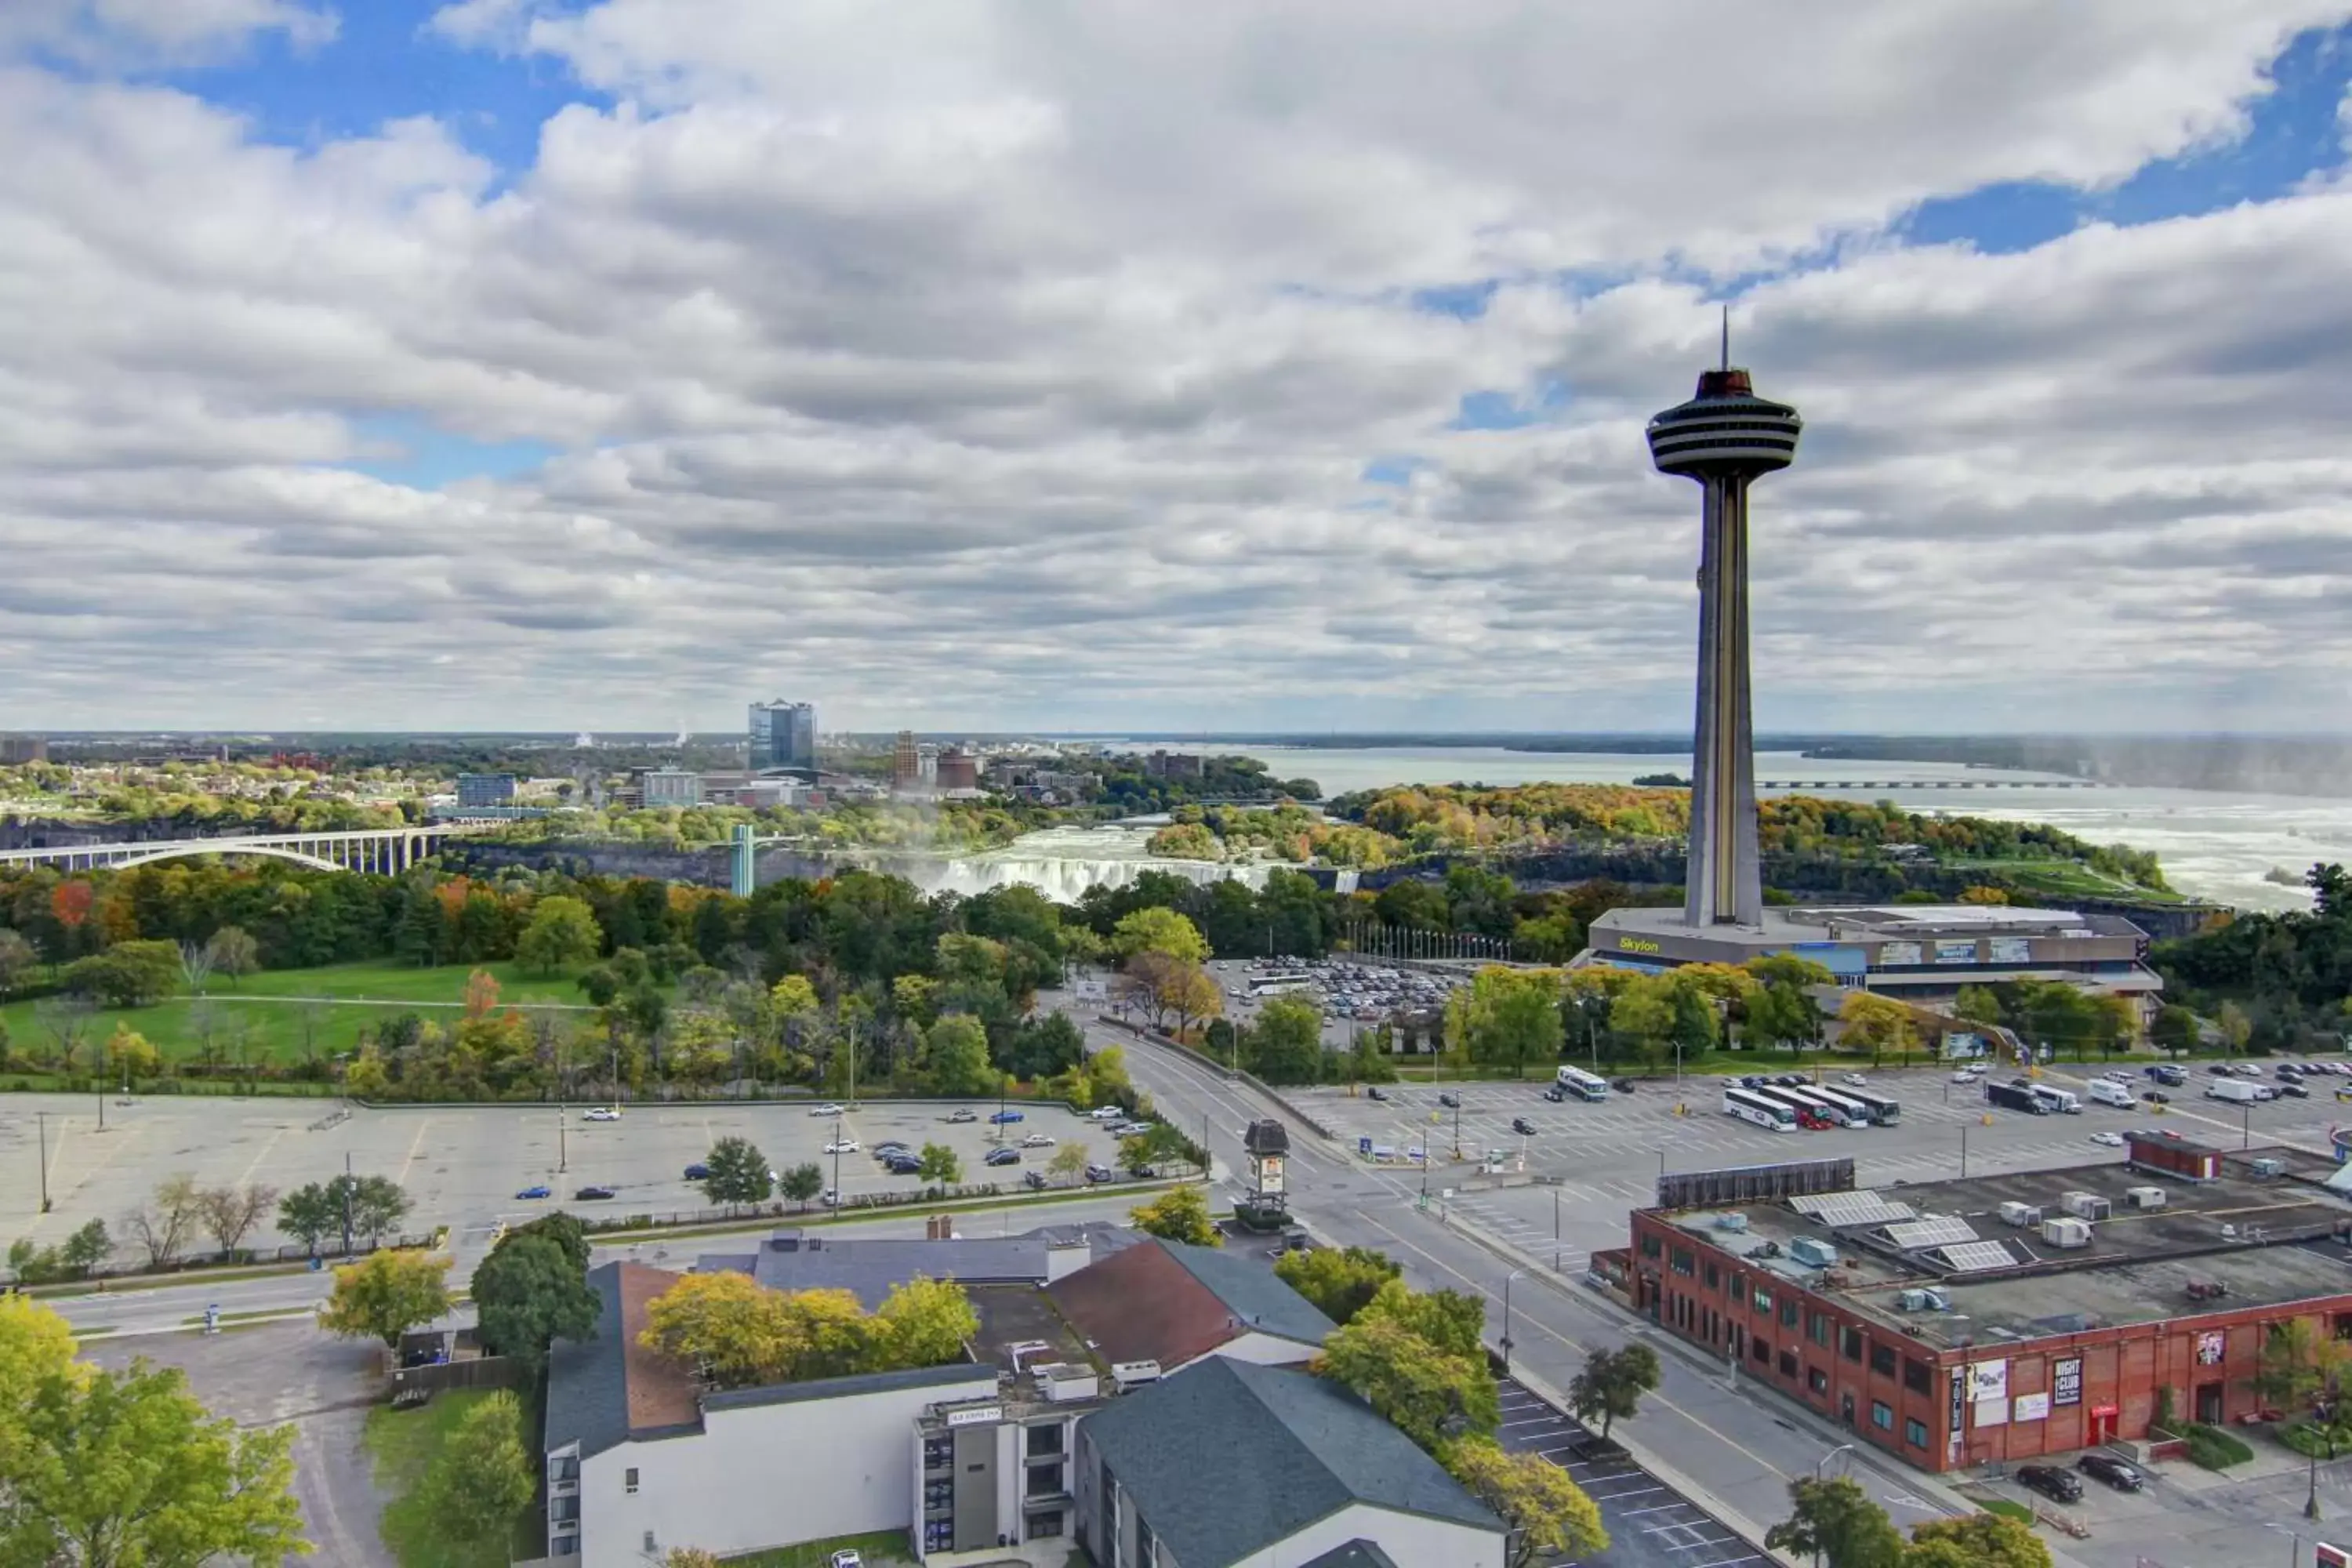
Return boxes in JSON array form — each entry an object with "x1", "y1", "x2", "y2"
[
  {"x1": 1610, "y1": 1077, "x2": 1637, "y2": 1094},
  {"x1": 2281, "y1": 1083, "x2": 2311, "y2": 1098},
  {"x1": 1740, "y1": 1075, "x2": 1767, "y2": 1090},
  {"x1": 1511, "y1": 1117, "x2": 1537, "y2": 1136},
  {"x1": 1438, "y1": 1092, "x2": 1460, "y2": 1109},
  {"x1": 2076, "y1": 1453, "x2": 2144, "y2": 1491},
  {"x1": 2208, "y1": 1063, "x2": 2234, "y2": 1076},
  {"x1": 984, "y1": 1147, "x2": 1022, "y2": 1167},
  {"x1": 882, "y1": 1154, "x2": 923, "y2": 1175},
  {"x1": 2016, "y1": 1465, "x2": 2082, "y2": 1504},
  {"x1": 2143, "y1": 1091, "x2": 2171, "y2": 1104},
  {"x1": 572, "y1": 1185, "x2": 616, "y2": 1201},
  {"x1": 1542, "y1": 1085, "x2": 1566, "y2": 1103},
  {"x1": 1367, "y1": 1086, "x2": 1388, "y2": 1102},
  {"x1": 1774, "y1": 1073, "x2": 1809, "y2": 1088}
]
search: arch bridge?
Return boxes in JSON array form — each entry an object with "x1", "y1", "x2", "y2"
[{"x1": 0, "y1": 825, "x2": 477, "y2": 876}]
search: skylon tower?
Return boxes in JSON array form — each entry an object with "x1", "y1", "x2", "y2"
[{"x1": 1646, "y1": 329, "x2": 1802, "y2": 927}]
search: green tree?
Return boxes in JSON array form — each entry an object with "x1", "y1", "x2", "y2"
[
  {"x1": 516, "y1": 895, "x2": 604, "y2": 975},
  {"x1": 58, "y1": 1218, "x2": 111, "y2": 1278},
  {"x1": 204, "y1": 924, "x2": 262, "y2": 978},
  {"x1": 2149, "y1": 1003, "x2": 2200, "y2": 1058},
  {"x1": 874, "y1": 1276, "x2": 981, "y2": 1366},
  {"x1": 423, "y1": 1389, "x2": 535, "y2": 1552},
  {"x1": 1245, "y1": 994, "x2": 1327, "y2": 1085},
  {"x1": 277, "y1": 1174, "x2": 411, "y2": 1256},
  {"x1": 1448, "y1": 967, "x2": 1564, "y2": 1078},
  {"x1": 1566, "y1": 1343, "x2": 1661, "y2": 1440},
  {"x1": 318, "y1": 1250, "x2": 453, "y2": 1348},
  {"x1": 779, "y1": 1162, "x2": 826, "y2": 1210},
  {"x1": 1048, "y1": 1143, "x2": 1091, "y2": 1185},
  {"x1": 916, "y1": 1142, "x2": 964, "y2": 1189},
  {"x1": 0, "y1": 1307, "x2": 308, "y2": 1567},
  {"x1": 471, "y1": 1234, "x2": 601, "y2": 1373},
  {"x1": 1362, "y1": 1278, "x2": 1485, "y2": 1359},
  {"x1": 702, "y1": 1136, "x2": 775, "y2": 1207},
  {"x1": 1315, "y1": 1313, "x2": 1499, "y2": 1451},
  {"x1": 1838, "y1": 990, "x2": 1920, "y2": 1066},
  {"x1": 1275, "y1": 1247, "x2": 1402, "y2": 1325},
  {"x1": 924, "y1": 1014, "x2": 997, "y2": 1096},
  {"x1": 62, "y1": 939, "x2": 181, "y2": 1007},
  {"x1": 1130, "y1": 1185, "x2": 1220, "y2": 1247},
  {"x1": 1763, "y1": 1476, "x2": 1904, "y2": 1568},
  {"x1": 1446, "y1": 1436, "x2": 1609, "y2": 1568},
  {"x1": 1111, "y1": 906, "x2": 1210, "y2": 965},
  {"x1": 1904, "y1": 1512, "x2": 2053, "y2": 1568},
  {"x1": 1743, "y1": 955, "x2": 1830, "y2": 1056}
]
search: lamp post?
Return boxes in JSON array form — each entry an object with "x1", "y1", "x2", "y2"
[
  {"x1": 1960, "y1": 1123, "x2": 1969, "y2": 1179},
  {"x1": 1501, "y1": 1268, "x2": 1527, "y2": 1373},
  {"x1": 35, "y1": 1110, "x2": 50, "y2": 1213},
  {"x1": 2306, "y1": 1396, "x2": 2328, "y2": 1522},
  {"x1": 832, "y1": 1111, "x2": 844, "y2": 1203},
  {"x1": 1809, "y1": 1443, "x2": 1856, "y2": 1568}
]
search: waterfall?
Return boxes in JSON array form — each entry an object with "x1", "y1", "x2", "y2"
[{"x1": 757, "y1": 822, "x2": 1273, "y2": 902}]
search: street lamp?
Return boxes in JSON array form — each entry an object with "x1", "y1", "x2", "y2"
[
  {"x1": 35, "y1": 1110, "x2": 50, "y2": 1213},
  {"x1": 1501, "y1": 1269, "x2": 1527, "y2": 1372},
  {"x1": 1809, "y1": 1444, "x2": 1856, "y2": 1568},
  {"x1": 2306, "y1": 1397, "x2": 2329, "y2": 1522}
]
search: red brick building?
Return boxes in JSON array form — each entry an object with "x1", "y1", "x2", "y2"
[{"x1": 1627, "y1": 1136, "x2": 2352, "y2": 1472}]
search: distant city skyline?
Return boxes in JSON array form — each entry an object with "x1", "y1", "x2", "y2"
[{"x1": 4, "y1": 7, "x2": 2351, "y2": 732}]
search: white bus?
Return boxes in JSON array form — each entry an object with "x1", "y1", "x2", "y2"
[
  {"x1": 1248, "y1": 972, "x2": 1316, "y2": 996},
  {"x1": 1722, "y1": 1086, "x2": 1798, "y2": 1131},
  {"x1": 1838, "y1": 1087, "x2": 1902, "y2": 1126},
  {"x1": 1785, "y1": 1084, "x2": 1871, "y2": 1128},
  {"x1": 1554, "y1": 1065, "x2": 1610, "y2": 1102}
]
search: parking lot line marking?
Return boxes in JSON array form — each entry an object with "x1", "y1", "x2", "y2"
[
  {"x1": 1500, "y1": 1416, "x2": 1557, "y2": 1428},
  {"x1": 234, "y1": 1125, "x2": 289, "y2": 1189},
  {"x1": 1618, "y1": 1504, "x2": 1688, "y2": 1517},
  {"x1": 397, "y1": 1117, "x2": 433, "y2": 1188}
]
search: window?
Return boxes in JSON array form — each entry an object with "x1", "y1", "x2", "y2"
[
  {"x1": 2336, "y1": 1312, "x2": 2352, "y2": 1341},
  {"x1": 1778, "y1": 1350, "x2": 1798, "y2": 1379},
  {"x1": 1640, "y1": 1234, "x2": 1663, "y2": 1259},
  {"x1": 553, "y1": 1539, "x2": 579, "y2": 1558},
  {"x1": 1704, "y1": 1262, "x2": 1720, "y2": 1289},
  {"x1": 1752, "y1": 1335, "x2": 1771, "y2": 1364},
  {"x1": 1729, "y1": 1271, "x2": 1744, "y2": 1300},
  {"x1": 1753, "y1": 1287, "x2": 1773, "y2": 1312},
  {"x1": 1026, "y1": 1461, "x2": 1065, "y2": 1501},
  {"x1": 1026, "y1": 1424, "x2": 1064, "y2": 1458},
  {"x1": 1026, "y1": 1509, "x2": 1065, "y2": 1539},
  {"x1": 550, "y1": 1497, "x2": 579, "y2": 1524},
  {"x1": 1671, "y1": 1247, "x2": 1694, "y2": 1277},
  {"x1": 1843, "y1": 1327, "x2": 1864, "y2": 1363},
  {"x1": 1871, "y1": 1344, "x2": 1896, "y2": 1377},
  {"x1": 624, "y1": 1468, "x2": 639, "y2": 1496},
  {"x1": 549, "y1": 1455, "x2": 579, "y2": 1483},
  {"x1": 1808, "y1": 1312, "x2": 1831, "y2": 1348},
  {"x1": 1903, "y1": 1356, "x2": 1932, "y2": 1396},
  {"x1": 1905, "y1": 1418, "x2": 1929, "y2": 1447},
  {"x1": 1808, "y1": 1367, "x2": 1829, "y2": 1396},
  {"x1": 1780, "y1": 1298, "x2": 1799, "y2": 1329},
  {"x1": 1871, "y1": 1400, "x2": 1893, "y2": 1431}
]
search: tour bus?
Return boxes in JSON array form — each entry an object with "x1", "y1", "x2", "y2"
[
  {"x1": 1247, "y1": 972, "x2": 1316, "y2": 996},
  {"x1": 1722, "y1": 1085, "x2": 1798, "y2": 1131},
  {"x1": 1835, "y1": 1086, "x2": 1902, "y2": 1126},
  {"x1": 1554, "y1": 1065, "x2": 1610, "y2": 1102},
  {"x1": 1806, "y1": 1084, "x2": 1881, "y2": 1127},
  {"x1": 1763, "y1": 1083, "x2": 1865, "y2": 1128}
]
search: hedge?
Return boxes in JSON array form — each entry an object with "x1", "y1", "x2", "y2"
[{"x1": 2185, "y1": 1423, "x2": 2254, "y2": 1469}]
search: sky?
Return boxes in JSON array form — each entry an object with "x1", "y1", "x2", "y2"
[{"x1": 5, "y1": 2, "x2": 2352, "y2": 735}]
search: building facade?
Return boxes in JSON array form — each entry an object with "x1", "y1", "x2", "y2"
[
  {"x1": 748, "y1": 699, "x2": 817, "y2": 775},
  {"x1": 0, "y1": 735, "x2": 49, "y2": 765},
  {"x1": 456, "y1": 773, "x2": 516, "y2": 808},
  {"x1": 893, "y1": 730, "x2": 921, "y2": 793},
  {"x1": 936, "y1": 749, "x2": 980, "y2": 793}
]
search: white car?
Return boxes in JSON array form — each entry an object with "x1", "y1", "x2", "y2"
[
  {"x1": 830, "y1": 1552, "x2": 864, "y2": 1568},
  {"x1": 1951, "y1": 1070, "x2": 1976, "y2": 1084},
  {"x1": 810, "y1": 1103, "x2": 844, "y2": 1117},
  {"x1": 1089, "y1": 1106, "x2": 1125, "y2": 1120},
  {"x1": 2090, "y1": 1131, "x2": 2126, "y2": 1147},
  {"x1": 824, "y1": 1138, "x2": 861, "y2": 1154},
  {"x1": 583, "y1": 1106, "x2": 621, "y2": 1122},
  {"x1": 1839, "y1": 1073, "x2": 1867, "y2": 1087},
  {"x1": 1022, "y1": 1132, "x2": 1056, "y2": 1147}
]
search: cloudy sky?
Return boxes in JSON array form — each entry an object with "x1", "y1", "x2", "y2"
[{"x1": 5, "y1": 2, "x2": 2351, "y2": 736}]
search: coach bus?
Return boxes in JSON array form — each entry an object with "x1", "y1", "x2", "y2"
[
  {"x1": 1553, "y1": 1065, "x2": 1610, "y2": 1102},
  {"x1": 1835, "y1": 1086, "x2": 1902, "y2": 1126},
  {"x1": 1722, "y1": 1085, "x2": 1798, "y2": 1131},
  {"x1": 1803, "y1": 1085, "x2": 1880, "y2": 1128},
  {"x1": 1248, "y1": 972, "x2": 1316, "y2": 996}
]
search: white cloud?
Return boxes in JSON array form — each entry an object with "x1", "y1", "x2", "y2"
[
  {"x1": 1, "y1": 3, "x2": 2350, "y2": 732},
  {"x1": 0, "y1": 0, "x2": 335, "y2": 67}
]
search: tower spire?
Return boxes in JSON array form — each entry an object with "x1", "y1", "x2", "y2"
[{"x1": 1720, "y1": 304, "x2": 1730, "y2": 372}]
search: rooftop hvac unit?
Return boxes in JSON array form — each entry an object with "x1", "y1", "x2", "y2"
[
  {"x1": 2185, "y1": 1280, "x2": 2230, "y2": 1301},
  {"x1": 1896, "y1": 1287, "x2": 1951, "y2": 1312},
  {"x1": 1714, "y1": 1213, "x2": 1750, "y2": 1232},
  {"x1": 1109, "y1": 1360, "x2": 1162, "y2": 1392},
  {"x1": 2250, "y1": 1157, "x2": 2286, "y2": 1178},
  {"x1": 2060, "y1": 1192, "x2": 2112, "y2": 1221},
  {"x1": 1997, "y1": 1202, "x2": 2042, "y2": 1228},
  {"x1": 1789, "y1": 1236, "x2": 1838, "y2": 1269},
  {"x1": 2125, "y1": 1186, "x2": 2167, "y2": 1210},
  {"x1": 1032, "y1": 1363, "x2": 1100, "y2": 1403},
  {"x1": 2042, "y1": 1216, "x2": 2093, "y2": 1249}
]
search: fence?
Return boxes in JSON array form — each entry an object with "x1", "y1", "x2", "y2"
[{"x1": 13, "y1": 1232, "x2": 440, "y2": 1291}]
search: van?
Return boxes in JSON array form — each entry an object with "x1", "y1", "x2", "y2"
[
  {"x1": 2086, "y1": 1079, "x2": 2136, "y2": 1109},
  {"x1": 2207, "y1": 1077, "x2": 2262, "y2": 1104}
]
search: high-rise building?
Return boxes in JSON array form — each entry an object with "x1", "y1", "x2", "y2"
[
  {"x1": 935, "y1": 748, "x2": 979, "y2": 792},
  {"x1": 747, "y1": 699, "x2": 817, "y2": 775},
  {"x1": 456, "y1": 773, "x2": 516, "y2": 808},
  {"x1": 0, "y1": 735, "x2": 49, "y2": 765},
  {"x1": 1646, "y1": 339, "x2": 1802, "y2": 927},
  {"x1": 891, "y1": 730, "x2": 920, "y2": 792}
]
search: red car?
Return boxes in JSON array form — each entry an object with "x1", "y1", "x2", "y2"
[{"x1": 1797, "y1": 1111, "x2": 1831, "y2": 1131}]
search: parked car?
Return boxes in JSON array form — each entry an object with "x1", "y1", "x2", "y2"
[
  {"x1": 1088, "y1": 1106, "x2": 1125, "y2": 1120},
  {"x1": 810, "y1": 1102, "x2": 844, "y2": 1117},
  {"x1": 1022, "y1": 1132, "x2": 1056, "y2": 1147},
  {"x1": 1840, "y1": 1073, "x2": 1868, "y2": 1087},
  {"x1": 1438, "y1": 1092, "x2": 1461, "y2": 1109},
  {"x1": 946, "y1": 1109, "x2": 978, "y2": 1123},
  {"x1": 1774, "y1": 1073, "x2": 1809, "y2": 1087},
  {"x1": 1023, "y1": 1171, "x2": 1048, "y2": 1190},
  {"x1": 1511, "y1": 1117, "x2": 1537, "y2": 1136},
  {"x1": 683, "y1": 1163, "x2": 710, "y2": 1180},
  {"x1": 872, "y1": 1141, "x2": 910, "y2": 1157},
  {"x1": 2281, "y1": 1083, "x2": 2310, "y2": 1098},
  {"x1": 823, "y1": 1138, "x2": 861, "y2": 1154},
  {"x1": 514, "y1": 1185, "x2": 550, "y2": 1200},
  {"x1": 573, "y1": 1185, "x2": 616, "y2": 1201},
  {"x1": 1085, "y1": 1163, "x2": 1115, "y2": 1183},
  {"x1": 989, "y1": 1110, "x2": 1025, "y2": 1124},
  {"x1": 985, "y1": 1148, "x2": 1022, "y2": 1167},
  {"x1": 1610, "y1": 1077, "x2": 1638, "y2": 1094},
  {"x1": 2089, "y1": 1131, "x2": 2125, "y2": 1147},
  {"x1": 2143, "y1": 1091, "x2": 2171, "y2": 1105},
  {"x1": 883, "y1": 1154, "x2": 923, "y2": 1175},
  {"x1": 1542, "y1": 1085, "x2": 1567, "y2": 1103},
  {"x1": 583, "y1": 1106, "x2": 620, "y2": 1122},
  {"x1": 830, "y1": 1549, "x2": 865, "y2": 1568},
  {"x1": 1951, "y1": 1069, "x2": 1976, "y2": 1083},
  {"x1": 2016, "y1": 1465, "x2": 2082, "y2": 1504},
  {"x1": 1740, "y1": 1075, "x2": 1768, "y2": 1090},
  {"x1": 1366, "y1": 1086, "x2": 1388, "y2": 1102},
  {"x1": 2076, "y1": 1453, "x2": 2144, "y2": 1491}
]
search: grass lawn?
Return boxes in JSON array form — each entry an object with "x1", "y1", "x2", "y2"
[
  {"x1": 1943, "y1": 858, "x2": 2184, "y2": 903},
  {"x1": 361, "y1": 1389, "x2": 532, "y2": 1568},
  {"x1": 1978, "y1": 1497, "x2": 2033, "y2": 1523},
  {"x1": 0, "y1": 958, "x2": 607, "y2": 1069},
  {"x1": 720, "y1": 1532, "x2": 913, "y2": 1566}
]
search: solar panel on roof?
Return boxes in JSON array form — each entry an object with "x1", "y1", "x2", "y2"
[
  {"x1": 1886, "y1": 1216, "x2": 1980, "y2": 1250},
  {"x1": 1791, "y1": 1192, "x2": 1918, "y2": 1228},
  {"x1": 1936, "y1": 1240, "x2": 2017, "y2": 1272}
]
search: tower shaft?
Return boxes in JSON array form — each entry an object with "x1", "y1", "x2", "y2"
[{"x1": 1689, "y1": 475, "x2": 1761, "y2": 927}]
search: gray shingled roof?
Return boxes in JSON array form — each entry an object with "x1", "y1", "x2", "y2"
[
  {"x1": 1301, "y1": 1544, "x2": 1399, "y2": 1568},
  {"x1": 710, "y1": 1231, "x2": 1053, "y2": 1308},
  {"x1": 1160, "y1": 1240, "x2": 1336, "y2": 1346},
  {"x1": 1083, "y1": 1358, "x2": 1501, "y2": 1567},
  {"x1": 543, "y1": 1263, "x2": 629, "y2": 1461}
]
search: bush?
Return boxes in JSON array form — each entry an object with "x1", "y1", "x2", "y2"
[
  {"x1": 2281, "y1": 1421, "x2": 2352, "y2": 1460},
  {"x1": 2185, "y1": 1423, "x2": 2253, "y2": 1470}
]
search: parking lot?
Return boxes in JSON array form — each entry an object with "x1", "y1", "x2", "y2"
[
  {"x1": 1495, "y1": 1376, "x2": 1765, "y2": 1567},
  {"x1": 1207, "y1": 956, "x2": 1466, "y2": 1047},
  {"x1": 1, "y1": 1093, "x2": 1132, "y2": 1261}
]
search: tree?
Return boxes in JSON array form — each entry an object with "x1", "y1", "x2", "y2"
[
  {"x1": 1743, "y1": 956, "x2": 1829, "y2": 1056},
  {"x1": 1111, "y1": 906, "x2": 1210, "y2": 965},
  {"x1": 2150, "y1": 1003, "x2": 2200, "y2": 1058},
  {"x1": 1446, "y1": 1437, "x2": 1609, "y2": 1568},
  {"x1": 101, "y1": 1023, "x2": 160, "y2": 1085},
  {"x1": 122, "y1": 1174, "x2": 204, "y2": 1269},
  {"x1": 1763, "y1": 1476, "x2": 1904, "y2": 1568},
  {"x1": 516, "y1": 895, "x2": 604, "y2": 975},
  {"x1": 1159, "y1": 961, "x2": 1223, "y2": 1041},
  {"x1": 924, "y1": 1014, "x2": 997, "y2": 1096},
  {"x1": 1316, "y1": 1313, "x2": 1499, "y2": 1451},
  {"x1": 1276, "y1": 1246, "x2": 1402, "y2": 1326},
  {"x1": 874, "y1": 1276, "x2": 980, "y2": 1366},
  {"x1": 1566, "y1": 1343, "x2": 1661, "y2": 1440},
  {"x1": 205, "y1": 924, "x2": 261, "y2": 978},
  {"x1": 916, "y1": 1142, "x2": 964, "y2": 1189},
  {"x1": 1837, "y1": 991, "x2": 1918, "y2": 1066},
  {"x1": 277, "y1": 1174, "x2": 412, "y2": 1256},
  {"x1": 2218, "y1": 999, "x2": 2253, "y2": 1056},
  {"x1": 0, "y1": 1302, "x2": 307, "y2": 1567},
  {"x1": 1904, "y1": 1512, "x2": 2053, "y2": 1568},
  {"x1": 423, "y1": 1388, "x2": 535, "y2": 1552},
  {"x1": 779, "y1": 1162, "x2": 826, "y2": 1210},
  {"x1": 471, "y1": 1234, "x2": 601, "y2": 1372},
  {"x1": 702, "y1": 1136, "x2": 775, "y2": 1207},
  {"x1": 1952, "y1": 985, "x2": 2005, "y2": 1033},
  {"x1": 0, "y1": 927, "x2": 37, "y2": 996},
  {"x1": 1049, "y1": 1143, "x2": 1091, "y2": 1185},
  {"x1": 58, "y1": 1218, "x2": 111, "y2": 1277},
  {"x1": 1606, "y1": 975, "x2": 1678, "y2": 1067},
  {"x1": 1449, "y1": 967, "x2": 1564, "y2": 1077},
  {"x1": 1362, "y1": 1278, "x2": 1485, "y2": 1359},
  {"x1": 1130, "y1": 1184, "x2": 1220, "y2": 1247},
  {"x1": 319, "y1": 1249, "x2": 454, "y2": 1348},
  {"x1": 194, "y1": 1182, "x2": 279, "y2": 1258},
  {"x1": 63, "y1": 938, "x2": 181, "y2": 1007},
  {"x1": 1245, "y1": 994, "x2": 1327, "y2": 1085},
  {"x1": 177, "y1": 938, "x2": 215, "y2": 997}
]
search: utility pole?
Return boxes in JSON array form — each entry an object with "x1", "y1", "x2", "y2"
[
  {"x1": 831, "y1": 1111, "x2": 844, "y2": 1201},
  {"x1": 1960, "y1": 1124, "x2": 1969, "y2": 1179},
  {"x1": 35, "y1": 1110, "x2": 50, "y2": 1213},
  {"x1": 1501, "y1": 1269, "x2": 1526, "y2": 1372},
  {"x1": 339, "y1": 1152, "x2": 354, "y2": 1258}
]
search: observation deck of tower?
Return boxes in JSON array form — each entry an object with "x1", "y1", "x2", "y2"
[{"x1": 1646, "y1": 341, "x2": 1802, "y2": 928}]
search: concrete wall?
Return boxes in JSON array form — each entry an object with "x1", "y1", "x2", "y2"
[{"x1": 576, "y1": 1371, "x2": 994, "y2": 1568}]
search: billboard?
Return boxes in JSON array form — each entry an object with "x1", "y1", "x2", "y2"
[
  {"x1": 2013, "y1": 1392, "x2": 2050, "y2": 1422},
  {"x1": 1988, "y1": 937, "x2": 2033, "y2": 965},
  {"x1": 1878, "y1": 941, "x2": 1922, "y2": 967},
  {"x1": 1934, "y1": 940, "x2": 1980, "y2": 965},
  {"x1": 1968, "y1": 1359, "x2": 2009, "y2": 1402},
  {"x1": 2053, "y1": 1356, "x2": 2082, "y2": 1406}
]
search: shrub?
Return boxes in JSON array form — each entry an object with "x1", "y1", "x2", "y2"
[{"x1": 2185, "y1": 1423, "x2": 2253, "y2": 1470}]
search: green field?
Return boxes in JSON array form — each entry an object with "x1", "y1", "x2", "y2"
[
  {"x1": 1944, "y1": 858, "x2": 2184, "y2": 903},
  {"x1": 362, "y1": 1388, "x2": 535, "y2": 1568},
  {"x1": 0, "y1": 959, "x2": 602, "y2": 1069}
]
